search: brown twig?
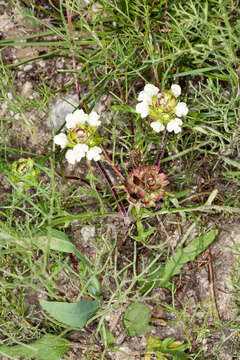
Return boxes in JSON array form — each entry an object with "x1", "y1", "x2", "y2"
[
  {"x1": 205, "y1": 248, "x2": 221, "y2": 322},
  {"x1": 100, "y1": 144, "x2": 126, "y2": 182}
]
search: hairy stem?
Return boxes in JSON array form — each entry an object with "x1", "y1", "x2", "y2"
[{"x1": 156, "y1": 127, "x2": 168, "y2": 167}]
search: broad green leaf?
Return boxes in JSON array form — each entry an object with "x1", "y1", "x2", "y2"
[
  {"x1": 145, "y1": 230, "x2": 218, "y2": 290},
  {"x1": 146, "y1": 336, "x2": 189, "y2": 360},
  {"x1": 0, "y1": 334, "x2": 70, "y2": 360},
  {"x1": 35, "y1": 228, "x2": 93, "y2": 270},
  {"x1": 40, "y1": 298, "x2": 99, "y2": 328},
  {"x1": 123, "y1": 303, "x2": 154, "y2": 336}
]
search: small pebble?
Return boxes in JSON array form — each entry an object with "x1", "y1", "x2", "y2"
[{"x1": 21, "y1": 81, "x2": 33, "y2": 97}]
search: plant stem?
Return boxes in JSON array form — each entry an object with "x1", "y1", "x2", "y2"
[
  {"x1": 66, "y1": 6, "x2": 82, "y2": 106},
  {"x1": 96, "y1": 161, "x2": 130, "y2": 225},
  {"x1": 156, "y1": 127, "x2": 168, "y2": 167},
  {"x1": 100, "y1": 145, "x2": 126, "y2": 182}
]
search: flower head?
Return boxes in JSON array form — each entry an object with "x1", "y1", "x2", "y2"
[
  {"x1": 10, "y1": 158, "x2": 39, "y2": 189},
  {"x1": 136, "y1": 83, "x2": 188, "y2": 134},
  {"x1": 54, "y1": 109, "x2": 102, "y2": 164},
  {"x1": 125, "y1": 165, "x2": 169, "y2": 208}
]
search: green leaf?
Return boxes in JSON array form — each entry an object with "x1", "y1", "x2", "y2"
[
  {"x1": 40, "y1": 298, "x2": 100, "y2": 328},
  {"x1": 100, "y1": 325, "x2": 115, "y2": 347},
  {"x1": 122, "y1": 303, "x2": 154, "y2": 336},
  {"x1": 146, "y1": 336, "x2": 189, "y2": 360},
  {"x1": 145, "y1": 230, "x2": 218, "y2": 290},
  {"x1": 221, "y1": 157, "x2": 240, "y2": 170},
  {"x1": 110, "y1": 105, "x2": 136, "y2": 113},
  {"x1": 133, "y1": 221, "x2": 156, "y2": 243},
  {"x1": 0, "y1": 334, "x2": 70, "y2": 360},
  {"x1": 35, "y1": 228, "x2": 93, "y2": 270}
]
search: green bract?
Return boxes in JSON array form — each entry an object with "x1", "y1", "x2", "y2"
[
  {"x1": 67, "y1": 124, "x2": 103, "y2": 148},
  {"x1": 149, "y1": 90, "x2": 177, "y2": 124}
]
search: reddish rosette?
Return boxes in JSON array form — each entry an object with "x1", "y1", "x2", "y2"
[{"x1": 125, "y1": 165, "x2": 169, "y2": 208}]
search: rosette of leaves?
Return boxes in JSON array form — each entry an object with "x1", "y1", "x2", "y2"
[
  {"x1": 125, "y1": 165, "x2": 169, "y2": 207},
  {"x1": 10, "y1": 158, "x2": 39, "y2": 189}
]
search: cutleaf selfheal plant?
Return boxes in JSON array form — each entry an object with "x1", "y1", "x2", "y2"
[
  {"x1": 54, "y1": 109, "x2": 103, "y2": 164},
  {"x1": 122, "y1": 83, "x2": 188, "y2": 208},
  {"x1": 136, "y1": 83, "x2": 188, "y2": 134}
]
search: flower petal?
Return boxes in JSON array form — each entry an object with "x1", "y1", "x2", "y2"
[
  {"x1": 144, "y1": 84, "x2": 159, "y2": 97},
  {"x1": 137, "y1": 84, "x2": 159, "y2": 104},
  {"x1": 150, "y1": 121, "x2": 165, "y2": 133},
  {"x1": 86, "y1": 146, "x2": 102, "y2": 161},
  {"x1": 74, "y1": 143, "x2": 89, "y2": 155},
  {"x1": 65, "y1": 143, "x2": 88, "y2": 164},
  {"x1": 65, "y1": 109, "x2": 88, "y2": 129},
  {"x1": 167, "y1": 118, "x2": 183, "y2": 133},
  {"x1": 136, "y1": 102, "x2": 150, "y2": 118},
  {"x1": 88, "y1": 111, "x2": 101, "y2": 127},
  {"x1": 54, "y1": 133, "x2": 69, "y2": 149},
  {"x1": 175, "y1": 102, "x2": 188, "y2": 117},
  {"x1": 171, "y1": 84, "x2": 181, "y2": 98}
]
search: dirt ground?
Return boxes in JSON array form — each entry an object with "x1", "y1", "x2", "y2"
[{"x1": 1, "y1": 1, "x2": 240, "y2": 359}]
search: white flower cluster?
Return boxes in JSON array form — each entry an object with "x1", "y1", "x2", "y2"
[
  {"x1": 136, "y1": 83, "x2": 188, "y2": 134},
  {"x1": 54, "y1": 109, "x2": 102, "y2": 165}
]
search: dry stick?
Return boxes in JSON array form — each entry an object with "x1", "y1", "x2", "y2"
[
  {"x1": 97, "y1": 161, "x2": 130, "y2": 225},
  {"x1": 66, "y1": 6, "x2": 82, "y2": 106},
  {"x1": 100, "y1": 144, "x2": 126, "y2": 182},
  {"x1": 155, "y1": 126, "x2": 168, "y2": 167},
  {"x1": 205, "y1": 248, "x2": 221, "y2": 322}
]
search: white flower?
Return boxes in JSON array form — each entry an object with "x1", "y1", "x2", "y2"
[
  {"x1": 86, "y1": 146, "x2": 102, "y2": 161},
  {"x1": 65, "y1": 143, "x2": 89, "y2": 165},
  {"x1": 136, "y1": 101, "x2": 150, "y2": 118},
  {"x1": 171, "y1": 84, "x2": 181, "y2": 98},
  {"x1": 65, "y1": 109, "x2": 88, "y2": 129},
  {"x1": 54, "y1": 133, "x2": 69, "y2": 149},
  {"x1": 150, "y1": 121, "x2": 165, "y2": 133},
  {"x1": 88, "y1": 111, "x2": 101, "y2": 127},
  {"x1": 167, "y1": 118, "x2": 183, "y2": 134},
  {"x1": 138, "y1": 84, "x2": 159, "y2": 104},
  {"x1": 136, "y1": 84, "x2": 159, "y2": 119},
  {"x1": 175, "y1": 102, "x2": 188, "y2": 117}
]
